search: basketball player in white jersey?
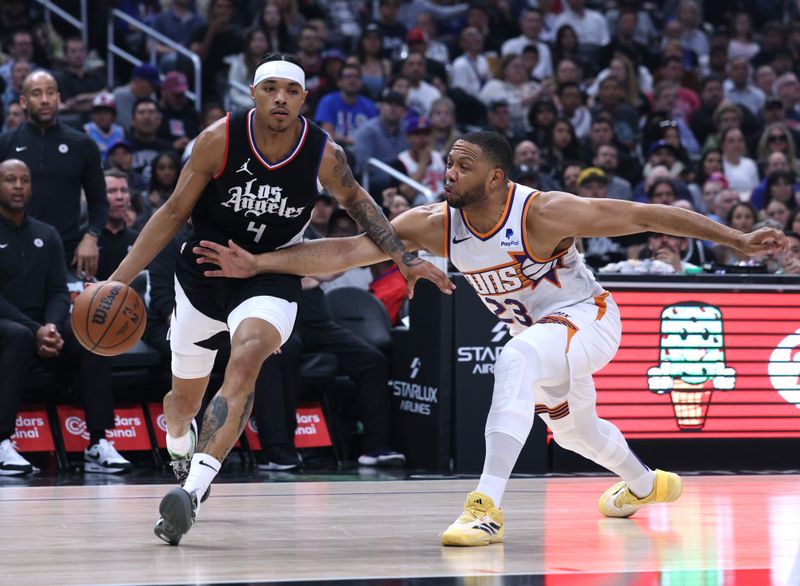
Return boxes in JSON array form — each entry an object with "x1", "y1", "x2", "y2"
[
  {"x1": 192, "y1": 131, "x2": 786, "y2": 546},
  {"x1": 107, "y1": 54, "x2": 452, "y2": 546}
]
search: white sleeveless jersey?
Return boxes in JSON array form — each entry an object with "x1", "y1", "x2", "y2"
[{"x1": 445, "y1": 182, "x2": 605, "y2": 335}]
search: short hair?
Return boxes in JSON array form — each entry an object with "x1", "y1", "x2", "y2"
[
  {"x1": 257, "y1": 52, "x2": 306, "y2": 74},
  {"x1": 699, "y1": 74, "x2": 724, "y2": 92},
  {"x1": 458, "y1": 131, "x2": 513, "y2": 175},
  {"x1": 557, "y1": 81, "x2": 582, "y2": 96},
  {"x1": 647, "y1": 177, "x2": 677, "y2": 200},
  {"x1": 104, "y1": 169, "x2": 129, "y2": 181},
  {"x1": 133, "y1": 96, "x2": 160, "y2": 114}
]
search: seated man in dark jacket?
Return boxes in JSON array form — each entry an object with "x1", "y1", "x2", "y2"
[{"x1": 0, "y1": 159, "x2": 131, "y2": 474}]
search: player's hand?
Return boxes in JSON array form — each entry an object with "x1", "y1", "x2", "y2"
[
  {"x1": 737, "y1": 227, "x2": 787, "y2": 256},
  {"x1": 396, "y1": 253, "x2": 455, "y2": 299},
  {"x1": 73, "y1": 233, "x2": 99, "y2": 280},
  {"x1": 193, "y1": 240, "x2": 257, "y2": 278}
]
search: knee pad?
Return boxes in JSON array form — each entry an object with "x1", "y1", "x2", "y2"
[
  {"x1": 484, "y1": 341, "x2": 539, "y2": 444},
  {"x1": 171, "y1": 350, "x2": 217, "y2": 379},
  {"x1": 548, "y1": 406, "x2": 628, "y2": 468}
]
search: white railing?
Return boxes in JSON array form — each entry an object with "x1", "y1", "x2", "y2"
[
  {"x1": 34, "y1": 0, "x2": 88, "y2": 49},
  {"x1": 107, "y1": 9, "x2": 203, "y2": 113},
  {"x1": 364, "y1": 158, "x2": 436, "y2": 203}
]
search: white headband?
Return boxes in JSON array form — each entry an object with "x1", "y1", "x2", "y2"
[{"x1": 253, "y1": 61, "x2": 306, "y2": 90}]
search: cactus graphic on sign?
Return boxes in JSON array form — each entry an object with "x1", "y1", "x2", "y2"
[{"x1": 647, "y1": 303, "x2": 736, "y2": 430}]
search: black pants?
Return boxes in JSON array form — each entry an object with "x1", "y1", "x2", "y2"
[
  {"x1": 297, "y1": 319, "x2": 392, "y2": 453},
  {"x1": 252, "y1": 333, "x2": 302, "y2": 449},
  {"x1": 0, "y1": 318, "x2": 115, "y2": 438}
]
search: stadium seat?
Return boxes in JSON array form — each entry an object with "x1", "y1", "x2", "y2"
[{"x1": 326, "y1": 287, "x2": 393, "y2": 354}]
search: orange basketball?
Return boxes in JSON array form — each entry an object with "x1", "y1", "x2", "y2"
[{"x1": 70, "y1": 281, "x2": 147, "y2": 356}]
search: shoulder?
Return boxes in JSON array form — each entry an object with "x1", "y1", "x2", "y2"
[
  {"x1": 184, "y1": 115, "x2": 229, "y2": 170},
  {"x1": 318, "y1": 138, "x2": 348, "y2": 171},
  {"x1": 396, "y1": 202, "x2": 445, "y2": 228},
  {"x1": 28, "y1": 217, "x2": 61, "y2": 242}
]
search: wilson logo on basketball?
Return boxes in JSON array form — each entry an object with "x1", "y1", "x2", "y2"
[{"x1": 91, "y1": 285, "x2": 123, "y2": 325}]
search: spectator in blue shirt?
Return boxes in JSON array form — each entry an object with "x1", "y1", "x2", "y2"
[{"x1": 315, "y1": 63, "x2": 378, "y2": 148}]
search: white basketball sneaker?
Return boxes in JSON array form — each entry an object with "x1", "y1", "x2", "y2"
[
  {"x1": 84, "y1": 438, "x2": 133, "y2": 473},
  {"x1": 0, "y1": 438, "x2": 33, "y2": 475}
]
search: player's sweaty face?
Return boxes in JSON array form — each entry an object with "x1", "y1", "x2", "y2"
[
  {"x1": 251, "y1": 77, "x2": 307, "y2": 130},
  {"x1": 445, "y1": 141, "x2": 489, "y2": 209}
]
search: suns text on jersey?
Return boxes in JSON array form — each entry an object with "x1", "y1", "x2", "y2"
[
  {"x1": 463, "y1": 252, "x2": 564, "y2": 295},
  {"x1": 222, "y1": 178, "x2": 305, "y2": 219}
]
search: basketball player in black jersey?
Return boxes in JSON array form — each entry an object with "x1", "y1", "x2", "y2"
[{"x1": 108, "y1": 53, "x2": 454, "y2": 545}]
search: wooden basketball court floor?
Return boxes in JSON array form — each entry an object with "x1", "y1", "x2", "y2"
[{"x1": 1, "y1": 474, "x2": 799, "y2": 585}]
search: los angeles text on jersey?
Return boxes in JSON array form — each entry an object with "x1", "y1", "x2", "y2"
[
  {"x1": 463, "y1": 251, "x2": 565, "y2": 296},
  {"x1": 221, "y1": 177, "x2": 305, "y2": 219}
]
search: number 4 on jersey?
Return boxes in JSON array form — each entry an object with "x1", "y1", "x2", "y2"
[{"x1": 247, "y1": 221, "x2": 266, "y2": 243}]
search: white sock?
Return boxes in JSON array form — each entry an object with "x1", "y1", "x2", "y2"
[
  {"x1": 183, "y1": 453, "x2": 221, "y2": 499},
  {"x1": 628, "y1": 467, "x2": 656, "y2": 498},
  {"x1": 476, "y1": 474, "x2": 508, "y2": 508},
  {"x1": 475, "y1": 432, "x2": 525, "y2": 507},
  {"x1": 166, "y1": 431, "x2": 192, "y2": 457}
]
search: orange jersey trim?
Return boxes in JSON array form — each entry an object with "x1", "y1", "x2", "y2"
[
  {"x1": 522, "y1": 191, "x2": 570, "y2": 263},
  {"x1": 594, "y1": 291, "x2": 609, "y2": 321},
  {"x1": 535, "y1": 314, "x2": 579, "y2": 352},
  {"x1": 461, "y1": 182, "x2": 515, "y2": 240}
]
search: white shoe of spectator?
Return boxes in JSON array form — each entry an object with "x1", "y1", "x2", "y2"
[
  {"x1": 84, "y1": 439, "x2": 133, "y2": 474},
  {"x1": 0, "y1": 438, "x2": 33, "y2": 475}
]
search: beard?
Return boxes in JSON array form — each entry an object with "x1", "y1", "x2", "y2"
[{"x1": 446, "y1": 183, "x2": 485, "y2": 209}]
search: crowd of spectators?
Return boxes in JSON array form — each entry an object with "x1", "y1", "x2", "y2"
[{"x1": 0, "y1": 0, "x2": 799, "y2": 473}]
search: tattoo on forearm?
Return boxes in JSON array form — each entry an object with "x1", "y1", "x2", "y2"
[
  {"x1": 402, "y1": 251, "x2": 423, "y2": 267},
  {"x1": 347, "y1": 198, "x2": 407, "y2": 256},
  {"x1": 198, "y1": 394, "x2": 228, "y2": 451},
  {"x1": 333, "y1": 146, "x2": 355, "y2": 189}
]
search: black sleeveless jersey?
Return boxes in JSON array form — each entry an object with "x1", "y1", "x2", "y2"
[{"x1": 188, "y1": 109, "x2": 328, "y2": 254}]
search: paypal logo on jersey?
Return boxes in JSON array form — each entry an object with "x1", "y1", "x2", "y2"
[{"x1": 500, "y1": 227, "x2": 520, "y2": 248}]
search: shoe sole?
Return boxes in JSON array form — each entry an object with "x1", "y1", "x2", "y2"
[
  {"x1": 441, "y1": 530, "x2": 503, "y2": 547},
  {"x1": 258, "y1": 463, "x2": 301, "y2": 471},
  {"x1": 154, "y1": 488, "x2": 194, "y2": 546},
  {"x1": 84, "y1": 463, "x2": 132, "y2": 474},
  {"x1": 0, "y1": 467, "x2": 31, "y2": 476}
]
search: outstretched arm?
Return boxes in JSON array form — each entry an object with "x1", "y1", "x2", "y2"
[
  {"x1": 193, "y1": 204, "x2": 448, "y2": 280},
  {"x1": 317, "y1": 140, "x2": 454, "y2": 297},
  {"x1": 530, "y1": 192, "x2": 786, "y2": 257},
  {"x1": 108, "y1": 117, "x2": 227, "y2": 284}
]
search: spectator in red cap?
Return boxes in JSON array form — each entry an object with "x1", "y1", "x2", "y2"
[
  {"x1": 157, "y1": 71, "x2": 199, "y2": 154},
  {"x1": 83, "y1": 92, "x2": 126, "y2": 162},
  {"x1": 401, "y1": 27, "x2": 447, "y2": 87}
]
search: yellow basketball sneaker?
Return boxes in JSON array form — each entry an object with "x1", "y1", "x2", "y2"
[
  {"x1": 598, "y1": 469, "x2": 682, "y2": 518},
  {"x1": 441, "y1": 491, "x2": 504, "y2": 546}
]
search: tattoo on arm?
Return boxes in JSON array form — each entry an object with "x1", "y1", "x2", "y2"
[
  {"x1": 347, "y1": 198, "x2": 408, "y2": 257},
  {"x1": 333, "y1": 146, "x2": 355, "y2": 189},
  {"x1": 402, "y1": 251, "x2": 423, "y2": 267},
  {"x1": 197, "y1": 395, "x2": 229, "y2": 452}
]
